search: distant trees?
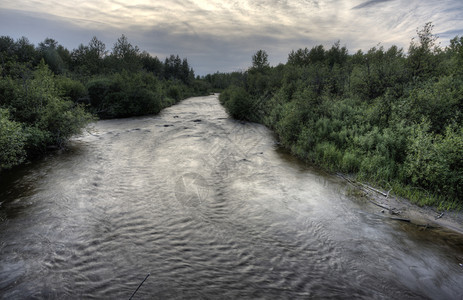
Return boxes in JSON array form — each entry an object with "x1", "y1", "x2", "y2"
[{"x1": 164, "y1": 55, "x2": 194, "y2": 84}]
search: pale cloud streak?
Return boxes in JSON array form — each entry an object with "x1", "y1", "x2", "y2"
[{"x1": 1, "y1": 0, "x2": 462, "y2": 74}]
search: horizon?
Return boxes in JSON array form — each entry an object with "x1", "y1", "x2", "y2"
[{"x1": 1, "y1": 0, "x2": 463, "y2": 75}]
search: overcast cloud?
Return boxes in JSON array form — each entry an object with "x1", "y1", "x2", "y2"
[{"x1": 1, "y1": 0, "x2": 463, "y2": 75}]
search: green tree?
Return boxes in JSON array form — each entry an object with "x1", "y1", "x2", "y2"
[
  {"x1": 38, "y1": 38, "x2": 67, "y2": 74},
  {"x1": 287, "y1": 45, "x2": 325, "y2": 67},
  {"x1": 71, "y1": 36, "x2": 107, "y2": 76},
  {"x1": 140, "y1": 51, "x2": 163, "y2": 76},
  {"x1": 407, "y1": 22, "x2": 440, "y2": 79},
  {"x1": 448, "y1": 36, "x2": 463, "y2": 75},
  {"x1": 287, "y1": 48, "x2": 310, "y2": 67},
  {"x1": 326, "y1": 40, "x2": 348, "y2": 68},
  {"x1": 14, "y1": 37, "x2": 37, "y2": 64},
  {"x1": 110, "y1": 35, "x2": 141, "y2": 72},
  {"x1": 251, "y1": 50, "x2": 269, "y2": 70}
]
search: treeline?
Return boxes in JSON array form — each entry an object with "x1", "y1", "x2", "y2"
[
  {"x1": 0, "y1": 34, "x2": 209, "y2": 170},
  {"x1": 219, "y1": 23, "x2": 463, "y2": 207}
]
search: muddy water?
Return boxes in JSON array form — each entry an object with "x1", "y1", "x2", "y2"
[{"x1": 1, "y1": 95, "x2": 462, "y2": 299}]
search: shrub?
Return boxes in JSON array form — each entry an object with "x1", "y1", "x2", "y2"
[
  {"x1": 0, "y1": 108, "x2": 26, "y2": 169},
  {"x1": 86, "y1": 77, "x2": 112, "y2": 113},
  {"x1": 221, "y1": 86, "x2": 253, "y2": 120},
  {"x1": 405, "y1": 121, "x2": 463, "y2": 200},
  {"x1": 313, "y1": 142, "x2": 342, "y2": 170},
  {"x1": 56, "y1": 76, "x2": 87, "y2": 102}
]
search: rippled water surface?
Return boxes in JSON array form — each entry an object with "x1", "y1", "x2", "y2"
[{"x1": 1, "y1": 95, "x2": 463, "y2": 299}]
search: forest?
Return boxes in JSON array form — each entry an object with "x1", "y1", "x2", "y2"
[
  {"x1": 0, "y1": 34, "x2": 209, "y2": 170},
  {"x1": 217, "y1": 23, "x2": 463, "y2": 208}
]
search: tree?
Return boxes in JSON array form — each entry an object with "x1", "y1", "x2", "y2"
[
  {"x1": 326, "y1": 40, "x2": 348, "y2": 68},
  {"x1": 288, "y1": 48, "x2": 310, "y2": 66},
  {"x1": 112, "y1": 35, "x2": 139, "y2": 59},
  {"x1": 407, "y1": 22, "x2": 440, "y2": 78},
  {"x1": 89, "y1": 36, "x2": 107, "y2": 60},
  {"x1": 164, "y1": 54, "x2": 182, "y2": 80},
  {"x1": 448, "y1": 35, "x2": 463, "y2": 74},
  {"x1": 110, "y1": 34, "x2": 141, "y2": 72},
  {"x1": 0, "y1": 36, "x2": 18, "y2": 74},
  {"x1": 70, "y1": 37, "x2": 107, "y2": 76},
  {"x1": 252, "y1": 50, "x2": 269, "y2": 70},
  {"x1": 287, "y1": 45, "x2": 326, "y2": 67},
  {"x1": 38, "y1": 38, "x2": 66, "y2": 74},
  {"x1": 14, "y1": 37, "x2": 36, "y2": 63},
  {"x1": 140, "y1": 51, "x2": 163, "y2": 76}
]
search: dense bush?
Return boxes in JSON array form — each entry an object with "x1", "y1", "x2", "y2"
[
  {"x1": 219, "y1": 86, "x2": 254, "y2": 120},
  {"x1": 405, "y1": 121, "x2": 463, "y2": 200},
  {"x1": 86, "y1": 71, "x2": 164, "y2": 118},
  {"x1": 219, "y1": 24, "x2": 463, "y2": 206},
  {"x1": 0, "y1": 62, "x2": 93, "y2": 169},
  {"x1": 0, "y1": 108, "x2": 26, "y2": 169}
]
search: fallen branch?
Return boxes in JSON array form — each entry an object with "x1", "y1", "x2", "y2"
[
  {"x1": 337, "y1": 174, "x2": 391, "y2": 198},
  {"x1": 361, "y1": 183, "x2": 388, "y2": 197},
  {"x1": 368, "y1": 199, "x2": 390, "y2": 210}
]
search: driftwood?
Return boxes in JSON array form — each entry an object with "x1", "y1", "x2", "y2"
[
  {"x1": 338, "y1": 174, "x2": 442, "y2": 231},
  {"x1": 361, "y1": 184, "x2": 393, "y2": 198},
  {"x1": 339, "y1": 174, "x2": 400, "y2": 213},
  {"x1": 368, "y1": 199, "x2": 401, "y2": 215},
  {"x1": 435, "y1": 212, "x2": 444, "y2": 220},
  {"x1": 338, "y1": 173, "x2": 391, "y2": 198}
]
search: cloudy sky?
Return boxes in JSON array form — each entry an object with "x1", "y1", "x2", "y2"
[{"x1": 1, "y1": 0, "x2": 463, "y2": 75}]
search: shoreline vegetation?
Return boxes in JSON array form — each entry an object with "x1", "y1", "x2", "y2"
[
  {"x1": 1, "y1": 24, "x2": 462, "y2": 231},
  {"x1": 216, "y1": 23, "x2": 463, "y2": 213},
  {"x1": 0, "y1": 34, "x2": 211, "y2": 171}
]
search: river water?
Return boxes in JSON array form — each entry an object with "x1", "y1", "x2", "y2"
[{"x1": 1, "y1": 95, "x2": 462, "y2": 299}]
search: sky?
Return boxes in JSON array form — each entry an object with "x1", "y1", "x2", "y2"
[{"x1": 1, "y1": 0, "x2": 463, "y2": 75}]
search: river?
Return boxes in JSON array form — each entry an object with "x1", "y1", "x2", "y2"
[{"x1": 1, "y1": 95, "x2": 462, "y2": 299}]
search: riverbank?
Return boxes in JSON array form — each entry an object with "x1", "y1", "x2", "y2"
[
  {"x1": 217, "y1": 89, "x2": 463, "y2": 237},
  {"x1": 2, "y1": 95, "x2": 463, "y2": 298},
  {"x1": 342, "y1": 175, "x2": 463, "y2": 236}
]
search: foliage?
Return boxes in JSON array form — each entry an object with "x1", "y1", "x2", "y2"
[
  {"x1": 219, "y1": 23, "x2": 463, "y2": 206},
  {"x1": 219, "y1": 86, "x2": 253, "y2": 120},
  {"x1": 1, "y1": 33, "x2": 208, "y2": 170},
  {"x1": 0, "y1": 108, "x2": 26, "y2": 169},
  {"x1": 86, "y1": 71, "x2": 163, "y2": 118},
  {"x1": 251, "y1": 50, "x2": 270, "y2": 70},
  {"x1": 0, "y1": 62, "x2": 93, "y2": 168},
  {"x1": 405, "y1": 121, "x2": 463, "y2": 200},
  {"x1": 407, "y1": 22, "x2": 440, "y2": 79}
]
